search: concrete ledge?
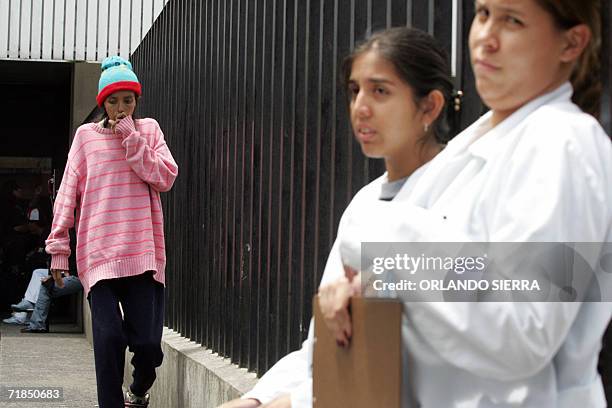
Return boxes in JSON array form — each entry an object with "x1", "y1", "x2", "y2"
[{"x1": 124, "y1": 328, "x2": 259, "y2": 408}]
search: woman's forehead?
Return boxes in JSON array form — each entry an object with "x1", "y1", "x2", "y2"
[
  {"x1": 475, "y1": 0, "x2": 541, "y2": 15},
  {"x1": 351, "y1": 51, "x2": 397, "y2": 79},
  {"x1": 108, "y1": 90, "x2": 136, "y2": 99}
]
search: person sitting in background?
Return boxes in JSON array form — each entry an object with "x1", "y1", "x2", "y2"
[
  {"x1": 2, "y1": 267, "x2": 83, "y2": 332},
  {"x1": 20, "y1": 269, "x2": 83, "y2": 334},
  {"x1": 3, "y1": 268, "x2": 49, "y2": 325}
]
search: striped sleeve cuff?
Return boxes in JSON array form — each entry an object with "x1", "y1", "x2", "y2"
[{"x1": 50, "y1": 255, "x2": 70, "y2": 271}]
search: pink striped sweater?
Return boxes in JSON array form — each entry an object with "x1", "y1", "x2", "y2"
[{"x1": 46, "y1": 117, "x2": 178, "y2": 296}]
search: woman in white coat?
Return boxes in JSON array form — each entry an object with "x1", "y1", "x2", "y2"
[
  {"x1": 322, "y1": 0, "x2": 612, "y2": 407},
  {"x1": 220, "y1": 27, "x2": 455, "y2": 408}
]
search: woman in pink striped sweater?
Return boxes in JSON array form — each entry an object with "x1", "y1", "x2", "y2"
[{"x1": 46, "y1": 56, "x2": 178, "y2": 408}]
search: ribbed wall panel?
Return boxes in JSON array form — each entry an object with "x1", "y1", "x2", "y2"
[{"x1": 0, "y1": 0, "x2": 168, "y2": 61}]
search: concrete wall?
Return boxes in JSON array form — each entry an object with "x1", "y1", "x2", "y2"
[
  {"x1": 123, "y1": 328, "x2": 259, "y2": 408},
  {"x1": 71, "y1": 61, "x2": 101, "y2": 138}
]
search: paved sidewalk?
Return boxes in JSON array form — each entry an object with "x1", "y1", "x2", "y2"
[{"x1": 0, "y1": 323, "x2": 98, "y2": 407}]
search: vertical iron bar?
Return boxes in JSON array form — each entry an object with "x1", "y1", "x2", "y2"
[
  {"x1": 299, "y1": 0, "x2": 311, "y2": 346},
  {"x1": 370, "y1": 0, "x2": 386, "y2": 31},
  {"x1": 428, "y1": 0, "x2": 434, "y2": 34},
  {"x1": 411, "y1": 0, "x2": 427, "y2": 31},
  {"x1": 288, "y1": 0, "x2": 298, "y2": 353},
  {"x1": 268, "y1": 0, "x2": 279, "y2": 366},
  {"x1": 212, "y1": 0, "x2": 219, "y2": 353},
  {"x1": 256, "y1": 0, "x2": 268, "y2": 372},
  {"x1": 459, "y1": 0, "x2": 482, "y2": 130},
  {"x1": 366, "y1": 0, "x2": 371, "y2": 35},
  {"x1": 407, "y1": 0, "x2": 412, "y2": 27},
  {"x1": 246, "y1": 0, "x2": 258, "y2": 370},
  {"x1": 390, "y1": 0, "x2": 408, "y2": 27}
]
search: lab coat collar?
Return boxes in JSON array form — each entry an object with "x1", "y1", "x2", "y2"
[{"x1": 466, "y1": 82, "x2": 574, "y2": 161}]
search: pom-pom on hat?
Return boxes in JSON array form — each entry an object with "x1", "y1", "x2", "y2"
[{"x1": 96, "y1": 56, "x2": 142, "y2": 107}]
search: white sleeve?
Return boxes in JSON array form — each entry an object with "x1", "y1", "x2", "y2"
[
  {"x1": 338, "y1": 121, "x2": 612, "y2": 381},
  {"x1": 242, "y1": 324, "x2": 314, "y2": 404},
  {"x1": 289, "y1": 377, "x2": 313, "y2": 408}
]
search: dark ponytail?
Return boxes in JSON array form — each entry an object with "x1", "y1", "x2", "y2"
[
  {"x1": 342, "y1": 27, "x2": 454, "y2": 144},
  {"x1": 536, "y1": 0, "x2": 601, "y2": 118}
]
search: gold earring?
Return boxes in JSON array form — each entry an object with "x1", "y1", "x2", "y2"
[{"x1": 453, "y1": 90, "x2": 464, "y2": 112}]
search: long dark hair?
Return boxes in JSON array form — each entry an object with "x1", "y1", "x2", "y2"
[
  {"x1": 342, "y1": 27, "x2": 454, "y2": 144},
  {"x1": 536, "y1": 0, "x2": 601, "y2": 118}
]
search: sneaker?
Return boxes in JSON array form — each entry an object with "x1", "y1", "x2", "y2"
[
  {"x1": 20, "y1": 327, "x2": 49, "y2": 333},
  {"x1": 3, "y1": 312, "x2": 29, "y2": 325},
  {"x1": 11, "y1": 299, "x2": 35, "y2": 312},
  {"x1": 124, "y1": 390, "x2": 149, "y2": 407},
  {"x1": 2, "y1": 312, "x2": 30, "y2": 324}
]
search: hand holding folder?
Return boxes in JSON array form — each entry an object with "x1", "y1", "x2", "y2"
[{"x1": 313, "y1": 297, "x2": 403, "y2": 408}]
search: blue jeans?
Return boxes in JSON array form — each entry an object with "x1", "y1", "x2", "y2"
[{"x1": 28, "y1": 275, "x2": 83, "y2": 330}]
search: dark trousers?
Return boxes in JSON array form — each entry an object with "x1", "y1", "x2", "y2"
[{"x1": 89, "y1": 272, "x2": 164, "y2": 408}]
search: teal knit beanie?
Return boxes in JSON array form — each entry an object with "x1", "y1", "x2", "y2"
[{"x1": 97, "y1": 56, "x2": 142, "y2": 107}]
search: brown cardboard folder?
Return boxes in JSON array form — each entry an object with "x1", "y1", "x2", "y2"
[{"x1": 313, "y1": 296, "x2": 403, "y2": 408}]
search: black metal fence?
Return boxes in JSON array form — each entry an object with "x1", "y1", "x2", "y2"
[{"x1": 130, "y1": 0, "x2": 612, "y2": 376}]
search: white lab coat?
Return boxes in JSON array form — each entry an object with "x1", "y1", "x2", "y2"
[{"x1": 243, "y1": 82, "x2": 612, "y2": 407}]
